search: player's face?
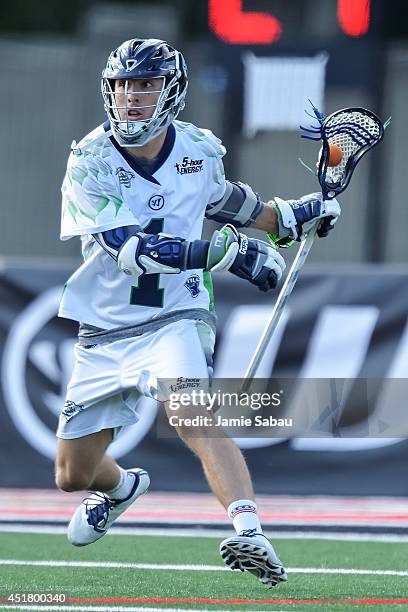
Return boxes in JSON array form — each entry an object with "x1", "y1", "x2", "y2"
[{"x1": 114, "y1": 77, "x2": 164, "y2": 122}]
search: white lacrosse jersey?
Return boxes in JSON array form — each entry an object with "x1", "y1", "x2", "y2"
[{"x1": 59, "y1": 120, "x2": 226, "y2": 329}]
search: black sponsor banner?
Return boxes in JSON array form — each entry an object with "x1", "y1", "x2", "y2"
[{"x1": 1, "y1": 263, "x2": 408, "y2": 495}]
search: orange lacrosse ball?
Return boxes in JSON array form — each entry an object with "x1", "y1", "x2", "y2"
[{"x1": 328, "y1": 143, "x2": 343, "y2": 167}]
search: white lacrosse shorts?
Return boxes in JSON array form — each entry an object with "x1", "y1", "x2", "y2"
[{"x1": 56, "y1": 319, "x2": 215, "y2": 440}]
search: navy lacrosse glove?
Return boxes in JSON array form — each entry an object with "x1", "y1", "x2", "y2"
[
  {"x1": 270, "y1": 193, "x2": 341, "y2": 246},
  {"x1": 206, "y1": 224, "x2": 286, "y2": 292}
]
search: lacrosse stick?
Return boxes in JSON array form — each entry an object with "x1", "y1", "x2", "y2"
[{"x1": 240, "y1": 106, "x2": 385, "y2": 394}]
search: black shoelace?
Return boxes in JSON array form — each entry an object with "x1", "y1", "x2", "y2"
[
  {"x1": 84, "y1": 492, "x2": 117, "y2": 530},
  {"x1": 239, "y1": 528, "x2": 260, "y2": 537}
]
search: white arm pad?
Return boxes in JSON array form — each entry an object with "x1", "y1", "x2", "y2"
[
  {"x1": 117, "y1": 236, "x2": 144, "y2": 277},
  {"x1": 117, "y1": 235, "x2": 181, "y2": 278}
]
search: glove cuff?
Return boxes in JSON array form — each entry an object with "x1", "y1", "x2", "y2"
[
  {"x1": 271, "y1": 198, "x2": 299, "y2": 240},
  {"x1": 266, "y1": 231, "x2": 296, "y2": 249},
  {"x1": 206, "y1": 225, "x2": 240, "y2": 272}
]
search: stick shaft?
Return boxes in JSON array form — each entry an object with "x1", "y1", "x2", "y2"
[{"x1": 240, "y1": 225, "x2": 317, "y2": 394}]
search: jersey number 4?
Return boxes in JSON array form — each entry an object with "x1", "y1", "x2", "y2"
[{"x1": 130, "y1": 218, "x2": 164, "y2": 308}]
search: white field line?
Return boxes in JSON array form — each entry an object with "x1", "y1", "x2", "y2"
[
  {"x1": 0, "y1": 607, "x2": 284, "y2": 612},
  {"x1": 1, "y1": 559, "x2": 408, "y2": 577},
  {"x1": 0, "y1": 559, "x2": 227, "y2": 571},
  {"x1": 1, "y1": 523, "x2": 408, "y2": 543}
]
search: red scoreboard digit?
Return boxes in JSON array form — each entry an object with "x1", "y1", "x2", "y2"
[
  {"x1": 338, "y1": 0, "x2": 371, "y2": 37},
  {"x1": 209, "y1": 0, "x2": 371, "y2": 44}
]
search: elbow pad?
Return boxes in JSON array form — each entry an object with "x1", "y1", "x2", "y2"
[
  {"x1": 118, "y1": 233, "x2": 190, "y2": 278},
  {"x1": 96, "y1": 227, "x2": 213, "y2": 279},
  {"x1": 206, "y1": 181, "x2": 263, "y2": 227}
]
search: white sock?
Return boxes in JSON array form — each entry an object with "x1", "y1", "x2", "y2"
[
  {"x1": 227, "y1": 499, "x2": 263, "y2": 535},
  {"x1": 105, "y1": 467, "x2": 135, "y2": 500}
]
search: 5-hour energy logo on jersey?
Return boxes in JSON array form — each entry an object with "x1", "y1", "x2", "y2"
[{"x1": 175, "y1": 156, "x2": 203, "y2": 175}]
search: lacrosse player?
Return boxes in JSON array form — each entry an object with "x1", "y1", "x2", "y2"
[{"x1": 56, "y1": 38, "x2": 340, "y2": 588}]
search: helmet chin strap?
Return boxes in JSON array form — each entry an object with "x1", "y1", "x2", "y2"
[
  {"x1": 115, "y1": 114, "x2": 169, "y2": 147},
  {"x1": 118, "y1": 120, "x2": 148, "y2": 137}
]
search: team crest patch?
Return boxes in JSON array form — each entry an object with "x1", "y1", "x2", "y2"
[
  {"x1": 62, "y1": 400, "x2": 85, "y2": 422},
  {"x1": 185, "y1": 274, "x2": 200, "y2": 298},
  {"x1": 116, "y1": 167, "x2": 135, "y2": 188}
]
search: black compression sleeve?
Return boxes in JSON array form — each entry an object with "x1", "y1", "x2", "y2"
[{"x1": 185, "y1": 240, "x2": 209, "y2": 270}]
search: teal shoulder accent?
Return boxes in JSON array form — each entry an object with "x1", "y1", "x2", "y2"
[
  {"x1": 69, "y1": 125, "x2": 114, "y2": 169},
  {"x1": 174, "y1": 121, "x2": 226, "y2": 159},
  {"x1": 64, "y1": 136, "x2": 125, "y2": 226},
  {"x1": 75, "y1": 124, "x2": 108, "y2": 152}
]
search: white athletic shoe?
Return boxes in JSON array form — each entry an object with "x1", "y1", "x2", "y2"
[
  {"x1": 220, "y1": 530, "x2": 288, "y2": 588},
  {"x1": 67, "y1": 468, "x2": 150, "y2": 546}
]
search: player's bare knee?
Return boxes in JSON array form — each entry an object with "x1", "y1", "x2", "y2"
[
  {"x1": 55, "y1": 464, "x2": 94, "y2": 492},
  {"x1": 56, "y1": 472, "x2": 93, "y2": 492}
]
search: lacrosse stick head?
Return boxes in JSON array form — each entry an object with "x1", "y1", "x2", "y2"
[{"x1": 317, "y1": 107, "x2": 384, "y2": 199}]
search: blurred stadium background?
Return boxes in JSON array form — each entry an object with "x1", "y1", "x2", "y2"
[{"x1": 1, "y1": 0, "x2": 408, "y2": 542}]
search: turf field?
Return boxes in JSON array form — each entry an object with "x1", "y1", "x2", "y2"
[{"x1": 0, "y1": 531, "x2": 407, "y2": 611}]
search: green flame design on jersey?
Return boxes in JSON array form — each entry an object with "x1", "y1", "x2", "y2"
[{"x1": 63, "y1": 136, "x2": 125, "y2": 225}]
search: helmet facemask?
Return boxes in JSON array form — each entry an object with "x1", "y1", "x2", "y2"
[{"x1": 101, "y1": 43, "x2": 187, "y2": 147}]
